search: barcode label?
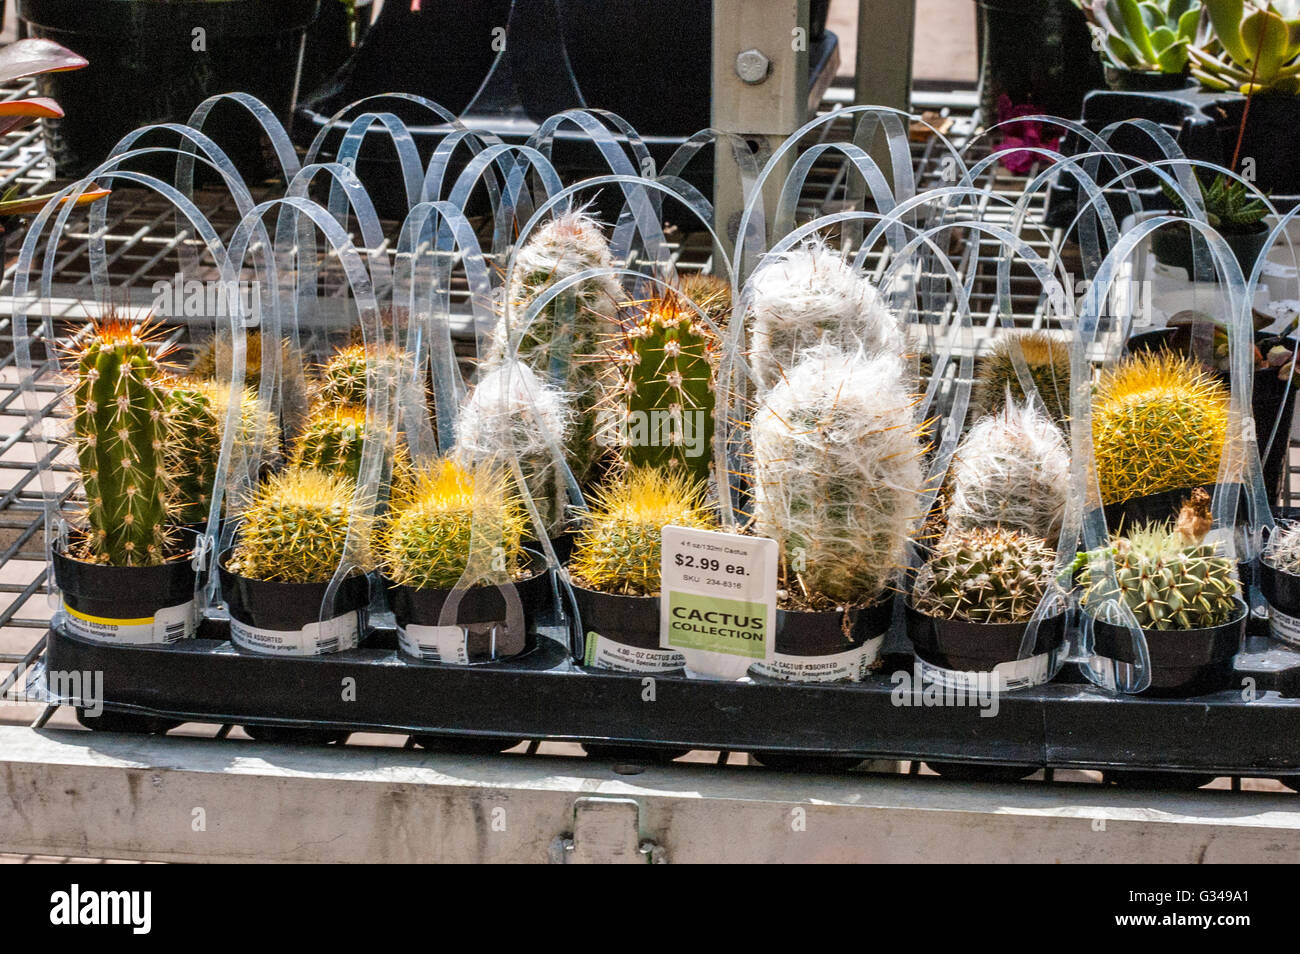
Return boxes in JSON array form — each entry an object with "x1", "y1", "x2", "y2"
[
  {"x1": 229, "y1": 611, "x2": 359, "y2": 656},
  {"x1": 61, "y1": 599, "x2": 196, "y2": 645}
]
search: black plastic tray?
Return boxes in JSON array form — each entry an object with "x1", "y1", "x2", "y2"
[{"x1": 42, "y1": 613, "x2": 1300, "y2": 780}]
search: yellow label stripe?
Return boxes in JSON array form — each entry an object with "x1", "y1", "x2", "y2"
[{"x1": 63, "y1": 602, "x2": 154, "y2": 627}]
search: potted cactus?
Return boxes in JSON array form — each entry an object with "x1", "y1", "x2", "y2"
[
  {"x1": 378, "y1": 458, "x2": 550, "y2": 664},
  {"x1": 189, "y1": 330, "x2": 310, "y2": 440},
  {"x1": 1076, "y1": 488, "x2": 1246, "y2": 694},
  {"x1": 1258, "y1": 521, "x2": 1300, "y2": 644},
  {"x1": 909, "y1": 527, "x2": 1066, "y2": 684},
  {"x1": 972, "y1": 330, "x2": 1072, "y2": 427},
  {"x1": 1092, "y1": 350, "x2": 1229, "y2": 526},
  {"x1": 220, "y1": 467, "x2": 372, "y2": 655},
  {"x1": 749, "y1": 343, "x2": 929, "y2": 682},
  {"x1": 569, "y1": 467, "x2": 714, "y2": 672},
  {"x1": 1151, "y1": 172, "x2": 1271, "y2": 280},
  {"x1": 54, "y1": 317, "x2": 200, "y2": 644}
]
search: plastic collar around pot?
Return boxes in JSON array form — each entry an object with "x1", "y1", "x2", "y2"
[{"x1": 749, "y1": 594, "x2": 895, "y2": 683}]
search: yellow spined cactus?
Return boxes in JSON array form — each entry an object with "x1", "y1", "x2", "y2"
[
  {"x1": 378, "y1": 458, "x2": 528, "y2": 591},
  {"x1": 1092, "y1": 351, "x2": 1229, "y2": 505},
  {"x1": 569, "y1": 467, "x2": 714, "y2": 596}
]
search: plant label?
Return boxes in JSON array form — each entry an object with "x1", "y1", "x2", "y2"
[{"x1": 660, "y1": 525, "x2": 778, "y2": 679}]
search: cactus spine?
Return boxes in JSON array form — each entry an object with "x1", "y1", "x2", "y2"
[
  {"x1": 315, "y1": 342, "x2": 405, "y2": 410},
  {"x1": 570, "y1": 468, "x2": 714, "y2": 596},
  {"x1": 677, "y1": 272, "x2": 732, "y2": 328},
  {"x1": 228, "y1": 467, "x2": 371, "y2": 584},
  {"x1": 379, "y1": 459, "x2": 528, "y2": 590},
  {"x1": 1264, "y1": 521, "x2": 1300, "y2": 575},
  {"x1": 746, "y1": 240, "x2": 904, "y2": 388},
  {"x1": 69, "y1": 318, "x2": 173, "y2": 566},
  {"x1": 751, "y1": 343, "x2": 929, "y2": 608},
  {"x1": 973, "y1": 331, "x2": 1071, "y2": 426},
  {"x1": 913, "y1": 527, "x2": 1057, "y2": 624},
  {"x1": 948, "y1": 400, "x2": 1070, "y2": 540},
  {"x1": 604, "y1": 291, "x2": 717, "y2": 482},
  {"x1": 290, "y1": 406, "x2": 370, "y2": 483},
  {"x1": 1077, "y1": 489, "x2": 1239, "y2": 630},
  {"x1": 1092, "y1": 351, "x2": 1228, "y2": 504}
]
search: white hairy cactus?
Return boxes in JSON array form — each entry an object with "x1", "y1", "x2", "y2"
[
  {"x1": 455, "y1": 362, "x2": 573, "y2": 536},
  {"x1": 489, "y1": 208, "x2": 623, "y2": 485},
  {"x1": 745, "y1": 240, "x2": 905, "y2": 388},
  {"x1": 751, "y1": 342, "x2": 928, "y2": 607},
  {"x1": 947, "y1": 399, "x2": 1070, "y2": 541}
]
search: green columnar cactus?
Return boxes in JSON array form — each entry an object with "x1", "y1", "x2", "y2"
[
  {"x1": 569, "y1": 467, "x2": 715, "y2": 596},
  {"x1": 1077, "y1": 489, "x2": 1239, "y2": 629},
  {"x1": 69, "y1": 319, "x2": 173, "y2": 566},
  {"x1": 606, "y1": 292, "x2": 717, "y2": 482},
  {"x1": 379, "y1": 458, "x2": 528, "y2": 590},
  {"x1": 973, "y1": 331, "x2": 1072, "y2": 426},
  {"x1": 228, "y1": 467, "x2": 371, "y2": 584},
  {"x1": 913, "y1": 527, "x2": 1057, "y2": 624},
  {"x1": 491, "y1": 209, "x2": 623, "y2": 485},
  {"x1": 752, "y1": 343, "x2": 929, "y2": 608}
]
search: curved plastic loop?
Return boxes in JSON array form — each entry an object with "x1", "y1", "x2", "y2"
[
  {"x1": 419, "y1": 128, "x2": 513, "y2": 237},
  {"x1": 773, "y1": 142, "x2": 904, "y2": 253},
  {"x1": 184, "y1": 92, "x2": 301, "y2": 184},
  {"x1": 225, "y1": 197, "x2": 390, "y2": 628},
  {"x1": 442, "y1": 142, "x2": 565, "y2": 266},
  {"x1": 1069, "y1": 214, "x2": 1259, "y2": 694},
  {"x1": 331, "y1": 111, "x2": 425, "y2": 213},
  {"x1": 304, "y1": 92, "x2": 459, "y2": 168},
  {"x1": 10, "y1": 172, "x2": 246, "y2": 615},
  {"x1": 394, "y1": 200, "x2": 497, "y2": 458},
  {"x1": 656, "y1": 128, "x2": 766, "y2": 260}
]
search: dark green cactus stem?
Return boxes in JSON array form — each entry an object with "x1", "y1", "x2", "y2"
[
  {"x1": 618, "y1": 297, "x2": 716, "y2": 482},
  {"x1": 72, "y1": 320, "x2": 172, "y2": 566},
  {"x1": 164, "y1": 380, "x2": 221, "y2": 526}
]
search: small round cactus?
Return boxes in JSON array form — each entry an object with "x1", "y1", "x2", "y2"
[
  {"x1": 378, "y1": 458, "x2": 527, "y2": 591},
  {"x1": 227, "y1": 467, "x2": 371, "y2": 584},
  {"x1": 569, "y1": 468, "x2": 715, "y2": 597},
  {"x1": 677, "y1": 272, "x2": 732, "y2": 328},
  {"x1": 189, "y1": 330, "x2": 308, "y2": 437},
  {"x1": 314, "y1": 342, "x2": 408, "y2": 410},
  {"x1": 973, "y1": 330, "x2": 1071, "y2": 426},
  {"x1": 1263, "y1": 521, "x2": 1300, "y2": 575},
  {"x1": 913, "y1": 527, "x2": 1057, "y2": 625},
  {"x1": 948, "y1": 400, "x2": 1070, "y2": 541},
  {"x1": 1092, "y1": 350, "x2": 1228, "y2": 505}
]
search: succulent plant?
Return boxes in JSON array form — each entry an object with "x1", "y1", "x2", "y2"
[
  {"x1": 455, "y1": 362, "x2": 573, "y2": 536},
  {"x1": 378, "y1": 458, "x2": 528, "y2": 591},
  {"x1": 751, "y1": 342, "x2": 930, "y2": 608},
  {"x1": 1092, "y1": 350, "x2": 1229, "y2": 504},
  {"x1": 745, "y1": 240, "x2": 905, "y2": 389},
  {"x1": 289, "y1": 403, "x2": 410, "y2": 492},
  {"x1": 227, "y1": 467, "x2": 371, "y2": 584},
  {"x1": 1074, "y1": 0, "x2": 1202, "y2": 74},
  {"x1": 601, "y1": 290, "x2": 717, "y2": 483},
  {"x1": 914, "y1": 527, "x2": 1058, "y2": 624},
  {"x1": 948, "y1": 400, "x2": 1071, "y2": 540},
  {"x1": 1263, "y1": 519, "x2": 1300, "y2": 573},
  {"x1": 569, "y1": 467, "x2": 715, "y2": 597},
  {"x1": 67, "y1": 317, "x2": 174, "y2": 567},
  {"x1": 1189, "y1": 0, "x2": 1300, "y2": 94},
  {"x1": 973, "y1": 330, "x2": 1071, "y2": 426},
  {"x1": 491, "y1": 208, "x2": 623, "y2": 485},
  {"x1": 1161, "y1": 171, "x2": 1269, "y2": 233},
  {"x1": 1077, "y1": 489, "x2": 1239, "y2": 629}
]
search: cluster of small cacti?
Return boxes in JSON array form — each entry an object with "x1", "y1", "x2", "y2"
[
  {"x1": 600, "y1": 289, "x2": 717, "y2": 483},
  {"x1": 913, "y1": 527, "x2": 1057, "y2": 625},
  {"x1": 378, "y1": 458, "x2": 527, "y2": 591},
  {"x1": 948, "y1": 400, "x2": 1070, "y2": 541},
  {"x1": 570, "y1": 467, "x2": 714, "y2": 597},
  {"x1": 1092, "y1": 351, "x2": 1228, "y2": 505},
  {"x1": 973, "y1": 330, "x2": 1071, "y2": 426},
  {"x1": 751, "y1": 342, "x2": 929, "y2": 608},
  {"x1": 745, "y1": 240, "x2": 905, "y2": 388},
  {"x1": 1263, "y1": 522, "x2": 1300, "y2": 575},
  {"x1": 227, "y1": 467, "x2": 370, "y2": 584},
  {"x1": 1076, "y1": 489, "x2": 1239, "y2": 630}
]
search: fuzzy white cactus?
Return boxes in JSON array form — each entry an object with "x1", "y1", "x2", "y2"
[
  {"x1": 947, "y1": 399, "x2": 1070, "y2": 541},
  {"x1": 745, "y1": 240, "x2": 905, "y2": 388},
  {"x1": 454, "y1": 362, "x2": 573, "y2": 536},
  {"x1": 489, "y1": 208, "x2": 623, "y2": 485},
  {"x1": 751, "y1": 342, "x2": 928, "y2": 607}
]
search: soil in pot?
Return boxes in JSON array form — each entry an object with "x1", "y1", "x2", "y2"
[
  {"x1": 1089, "y1": 598, "x2": 1246, "y2": 696},
  {"x1": 905, "y1": 603, "x2": 1066, "y2": 690},
  {"x1": 572, "y1": 584, "x2": 685, "y2": 673},
  {"x1": 386, "y1": 552, "x2": 551, "y2": 665},
  {"x1": 218, "y1": 551, "x2": 370, "y2": 656},
  {"x1": 748, "y1": 595, "x2": 893, "y2": 683},
  {"x1": 53, "y1": 529, "x2": 199, "y2": 645}
]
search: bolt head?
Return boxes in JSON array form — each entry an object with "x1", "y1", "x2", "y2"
[{"x1": 735, "y1": 48, "x2": 771, "y2": 85}]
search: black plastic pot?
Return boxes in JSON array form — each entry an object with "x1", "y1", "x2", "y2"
[
  {"x1": 52, "y1": 531, "x2": 198, "y2": 644},
  {"x1": 906, "y1": 604, "x2": 1066, "y2": 680},
  {"x1": 1258, "y1": 559, "x2": 1300, "y2": 646},
  {"x1": 1101, "y1": 484, "x2": 1215, "y2": 532},
  {"x1": 1150, "y1": 222, "x2": 1271, "y2": 283},
  {"x1": 1090, "y1": 598, "x2": 1246, "y2": 696},
  {"x1": 572, "y1": 584, "x2": 686, "y2": 672},
  {"x1": 748, "y1": 595, "x2": 893, "y2": 681},
  {"x1": 386, "y1": 553, "x2": 551, "y2": 664},
  {"x1": 1103, "y1": 65, "x2": 1192, "y2": 93},
  {"x1": 19, "y1": 0, "x2": 319, "y2": 178},
  {"x1": 975, "y1": 0, "x2": 1103, "y2": 124},
  {"x1": 219, "y1": 552, "x2": 370, "y2": 655},
  {"x1": 1127, "y1": 328, "x2": 1299, "y2": 506}
]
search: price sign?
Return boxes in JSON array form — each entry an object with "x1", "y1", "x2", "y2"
[{"x1": 660, "y1": 525, "x2": 778, "y2": 679}]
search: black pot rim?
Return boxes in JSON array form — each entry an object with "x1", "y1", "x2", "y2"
[{"x1": 1087, "y1": 597, "x2": 1247, "y2": 646}]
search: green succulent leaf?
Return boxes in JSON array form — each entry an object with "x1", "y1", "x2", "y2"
[
  {"x1": 1205, "y1": 0, "x2": 1252, "y2": 64},
  {"x1": 1107, "y1": 32, "x2": 1145, "y2": 65},
  {"x1": 1117, "y1": 0, "x2": 1159, "y2": 59},
  {"x1": 1241, "y1": 6, "x2": 1291, "y2": 79},
  {"x1": 1177, "y1": 6, "x2": 1201, "y2": 39}
]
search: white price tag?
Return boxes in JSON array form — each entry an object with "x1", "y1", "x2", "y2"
[{"x1": 659, "y1": 525, "x2": 778, "y2": 680}]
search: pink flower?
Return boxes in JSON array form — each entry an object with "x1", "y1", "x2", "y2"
[{"x1": 995, "y1": 95, "x2": 1061, "y2": 175}]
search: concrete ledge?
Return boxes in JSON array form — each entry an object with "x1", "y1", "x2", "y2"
[{"x1": 1, "y1": 727, "x2": 1299, "y2": 862}]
